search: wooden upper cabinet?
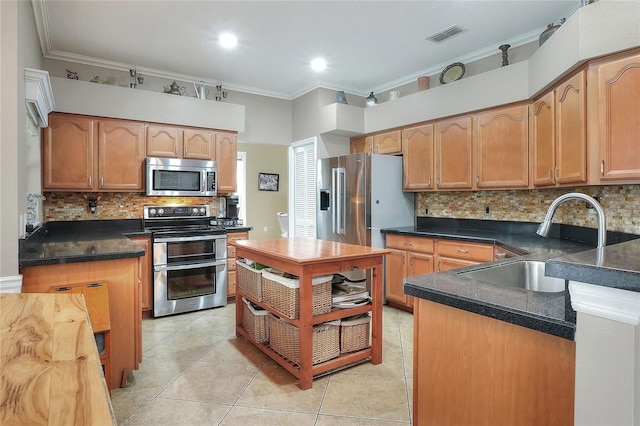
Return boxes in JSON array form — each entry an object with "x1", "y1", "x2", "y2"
[
  {"x1": 531, "y1": 91, "x2": 556, "y2": 186},
  {"x1": 42, "y1": 114, "x2": 95, "y2": 190},
  {"x1": 555, "y1": 70, "x2": 587, "y2": 185},
  {"x1": 373, "y1": 130, "x2": 402, "y2": 155},
  {"x1": 350, "y1": 135, "x2": 373, "y2": 154},
  {"x1": 403, "y1": 124, "x2": 434, "y2": 191},
  {"x1": 589, "y1": 52, "x2": 640, "y2": 182},
  {"x1": 98, "y1": 120, "x2": 145, "y2": 191},
  {"x1": 215, "y1": 131, "x2": 237, "y2": 193},
  {"x1": 435, "y1": 116, "x2": 473, "y2": 189},
  {"x1": 474, "y1": 104, "x2": 529, "y2": 189},
  {"x1": 183, "y1": 129, "x2": 215, "y2": 160},
  {"x1": 146, "y1": 125, "x2": 182, "y2": 158}
]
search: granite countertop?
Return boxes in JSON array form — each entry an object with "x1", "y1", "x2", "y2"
[
  {"x1": 546, "y1": 239, "x2": 640, "y2": 291},
  {"x1": 19, "y1": 219, "x2": 147, "y2": 267},
  {"x1": 385, "y1": 217, "x2": 639, "y2": 341},
  {"x1": 19, "y1": 219, "x2": 254, "y2": 268}
]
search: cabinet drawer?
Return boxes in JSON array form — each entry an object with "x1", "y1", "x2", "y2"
[
  {"x1": 228, "y1": 231, "x2": 249, "y2": 243},
  {"x1": 437, "y1": 240, "x2": 494, "y2": 262},
  {"x1": 227, "y1": 258, "x2": 236, "y2": 271},
  {"x1": 227, "y1": 244, "x2": 237, "y2": 259},
  {"x1": 386, "y1": 234, "x2": 434, "y2": 254}
]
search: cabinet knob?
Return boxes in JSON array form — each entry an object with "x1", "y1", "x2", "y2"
[
  {"x1": 457, "y1": 248, "x2": 469, "y2": 253},
  {"x1": 548, "y1": 167, "x2": 553, "y2": 183},
  {"x1": 601, "y1": 159, "x2": 605, "y2": 176},
  {"x1": 427, "y1": 177, "x2": 432, "y2": 186},
  {"x1": 88, "y1": 176, "x2": 92, "y2": 187}
]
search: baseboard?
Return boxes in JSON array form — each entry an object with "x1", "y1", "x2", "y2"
[{"x1": 0, "y1": 274, "x2": 23, "y2": 293}]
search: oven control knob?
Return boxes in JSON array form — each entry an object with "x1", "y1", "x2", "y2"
[
  {"x1": 199, "y1": 207, "x2": 206, "y2": 214},
  {"x1": 192, "y1": 207, "x2": 199, "y2": 215},
  {"x1": 158, "y1": 208, "x2": 164, "y2": 215},
  {"x1": 149, "y1": 208, "x2": 156, "y2": 216}
]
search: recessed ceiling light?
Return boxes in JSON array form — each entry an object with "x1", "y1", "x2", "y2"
[
  {"x1": 311, "y1": 58, "x2": 327, "y2": 72},
  {"x1": 219, "y1": 33, "x2": 238, "y2": 49}
]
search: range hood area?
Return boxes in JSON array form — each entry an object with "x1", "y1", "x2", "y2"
[{"x1": 24, "y1": 68, "x2": 55, "y2": 134}]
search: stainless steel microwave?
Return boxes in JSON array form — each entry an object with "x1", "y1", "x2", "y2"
[{"x1": 146, "y1": 157, "x2": 217, "y2": 197}]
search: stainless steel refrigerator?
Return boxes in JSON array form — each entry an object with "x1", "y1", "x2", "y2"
[{"x1": 317, "y1": 153, "x2": 414, "y2": 249}]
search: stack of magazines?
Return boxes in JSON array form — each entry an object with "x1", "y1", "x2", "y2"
[{"x1": 332, "y1": 281, "x2": 370, "y2": 308}]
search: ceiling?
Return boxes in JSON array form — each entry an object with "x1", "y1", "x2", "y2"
[{"x1": 32, "y1": 1, "x2": 578, "y2": 100}]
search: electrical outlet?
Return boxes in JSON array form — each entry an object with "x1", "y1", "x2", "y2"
[
  {"x1": 425, "y1": 208, "x2": 429, "y2": 215},
  {"x1": 485, "y1": 206, "x2": 490, "y2": 214},
  {"x1": 586, "y1": 196, "x2": 600, "y2": 209},
  {"x1": 264, "y1": 226, "x2": 268, "y2": 232}
]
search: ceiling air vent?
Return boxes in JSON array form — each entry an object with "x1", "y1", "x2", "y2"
[{"x1": 426, "y1": 25, "x2": 467, "y2": 43}]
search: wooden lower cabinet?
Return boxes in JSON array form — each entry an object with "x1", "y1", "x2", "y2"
[
  {"x1": 130, "y1": 236, "x2": 152, "y2": 312},
  {"x1": 226, "y1": 230, "x2": 249, "y2": 297},
  {"x1": 385, "y1": 234, "x2": 434, "y2": 312},
  {"x1": 413, "y1": 299, "x2": 575, "y2": 425},
  {"x1": 20, "y1": 257, "x2": 141, "y2": 390}
]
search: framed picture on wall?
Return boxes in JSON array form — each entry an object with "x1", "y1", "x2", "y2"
[{"x1": 258, "y1": 172, "x2": 279, "y2": 191}]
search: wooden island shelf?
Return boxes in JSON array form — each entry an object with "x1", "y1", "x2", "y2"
[{"x1": 230, "y1": 238, "x2": 389, "y2": 390}]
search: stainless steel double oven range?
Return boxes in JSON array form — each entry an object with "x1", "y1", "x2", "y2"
[{"x1": 143, "y1": 205, "x2": 227, "y2": 317}]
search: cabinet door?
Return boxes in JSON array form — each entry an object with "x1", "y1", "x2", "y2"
[
  {"x1": 98, "y1": 120, "x2": 145, "y2": 191},
  {"x1": 42, "y1": 114, "x2": 95, "y2": 190},
  {"x1": 406, "y1": 252, "x2": 434, "y2": 308},
  {"x1": 474, "y1": 105, "x2": 529, "y2": 189},
  {"x1": 215, "y1": 131, "x2": 238, "y2": 193},
  {"x1": 373, "y1": 130, "x2": 402, "y2": 155},
  {"x1": 403, "y1": 124, "x2": 434, "y2": 190},
  {"x1": 531, "y1": 92, "x2": 556, "y2": 186},
  {"x1": 350, "y1": 135, "x2": 373, "y2": 154},
  {"x1": 385, "y1": 249, "x2": 408, "y2": 306},
  {"x1": 146, "y1": 125, "x2": 182, "y2": 158},
  {"x1": 183, "y1": 128, "x2": 215, "y2": 160},
  {"x1": 130, "y1": 237, "x2": 152, "y2": 311},
  {"x1": 593, "y1": 54, "x2": 640, "y2": 181},
  {"x1": 555, "y1": 71, "x2": 587, "y2": 184},
  {"x1": 435, "y1": 116, "x2": 473, "y2": 189}
]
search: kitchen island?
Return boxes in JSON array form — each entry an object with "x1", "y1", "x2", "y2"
[{"x1": 230, "y1": 237, "x2": 389, "y2": 390}]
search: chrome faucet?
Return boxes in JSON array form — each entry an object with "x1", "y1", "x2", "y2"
[{"x1": 537, "y1": 192, "x2": 607, "y2": 248}]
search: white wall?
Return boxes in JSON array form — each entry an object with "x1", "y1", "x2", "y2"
[
  {"x1": 43, "y1": 58, "x2": 292, "y2": 145},
  {"x1": 0, "y1": 0, "x2": 43, "y2": 284}
]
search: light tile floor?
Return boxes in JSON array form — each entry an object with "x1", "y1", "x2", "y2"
[{"x1": 112, "y1": 304, "x2": 414, "y2": 425}]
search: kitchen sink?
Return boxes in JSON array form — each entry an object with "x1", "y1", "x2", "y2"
[{"x1": 457, "y1": 260, "x2": 566, "y2": 293}]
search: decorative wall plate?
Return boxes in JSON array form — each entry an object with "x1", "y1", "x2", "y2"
[{"x1": 439, "y1": 62, "x2": 466, "y2": 84}]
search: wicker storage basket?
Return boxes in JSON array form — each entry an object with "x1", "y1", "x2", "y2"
[
  {"x1": 237, "y1": 261, "x2": 263, "y2": 301},
  {"x1": 261, "y1": 269, "x2": 332, "y2": 319},
  {"x1": 242, "y1": 298, "x2": 269, "y2": 343},
  {"x1": 268, "y1": 314, "x2": 340, "y2": 365},
  {"x1": 340, "y1": 314, "x2": 371, "y2": 353}
]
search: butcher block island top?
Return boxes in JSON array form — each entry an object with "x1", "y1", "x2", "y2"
[
  {"x1": 0, "y1": 293, "x2": 115, "y2": 425},
  {"x1": 230, "y1": 238, "x2": 389, "y2": 390}
]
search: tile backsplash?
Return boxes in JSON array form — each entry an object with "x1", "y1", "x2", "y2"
[
  {"x1": 44, "y1": 185, "x2": 640, "y2": 235},
  {"x1": 43, "y1": 192, "x2": 218, "y2": 221},
  {"x1": 416, "y1": 185, "x2": 640, "y2": 235}
]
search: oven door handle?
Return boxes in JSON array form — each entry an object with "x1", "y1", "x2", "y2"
[
  {"x1": 154, "y1": 260, "x2": 227, "y2": 272},
  {"x1": 154, "y1": 235, "x2": 225, "y2": 243}
]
